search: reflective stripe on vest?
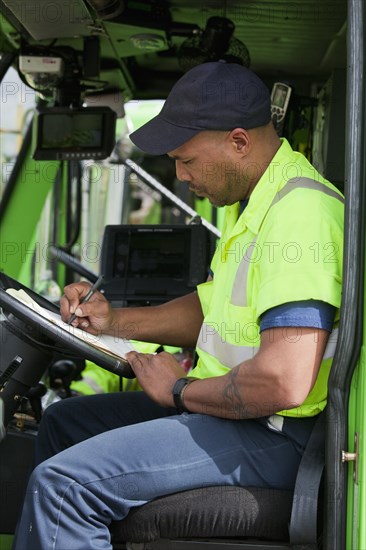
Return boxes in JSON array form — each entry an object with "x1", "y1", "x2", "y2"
[
  {"x1": 197, "y1": 177, "x2": 344, "y2": 368},
  {"x1": 79, "y1": 376, "x2": 106, "y2": 394},
  {"x1": 231, "y1": 177, "x2": 344, "y2": 308},
  {"x1": 271, "y1": 177, "x2": 345, "y2": 207},
  {"x1": 198, "y1": 323, "x2": 339, "y2": 369}
]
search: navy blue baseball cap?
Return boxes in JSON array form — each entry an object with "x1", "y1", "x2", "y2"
[{"x1": 129, "y1": 61, "x2": 271, "y2": 155}]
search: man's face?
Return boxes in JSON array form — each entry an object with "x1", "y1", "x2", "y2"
[{"x1": 168, "y1": 131, "x2": 250, "y2": 207}]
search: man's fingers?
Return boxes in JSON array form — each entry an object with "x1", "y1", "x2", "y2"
[
  {"x1": 126, "y1": 351, "x2": 156, "y2": 368},
  {"x1": 62, "y1": 284, "x2": 87, "y2": 315},
  {"x1": 73, "y1": 302, "x2": 95, "y2": 318},
  {"x1": 60, "y1": 294, "x2": 74, "y2": 320},
  {"x1": 126, "y1": 351, "x2": 145, "y2": 373}
]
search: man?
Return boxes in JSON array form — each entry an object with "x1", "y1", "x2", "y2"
[{"x1": 13, "y1": 62, "x2": 344, "y2": 550}]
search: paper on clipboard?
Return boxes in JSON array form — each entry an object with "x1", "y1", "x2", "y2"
[{"x1": 5, "y1": 288, "x2": 136, "y2": 361}]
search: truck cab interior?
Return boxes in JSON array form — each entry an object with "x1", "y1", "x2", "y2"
[{"x1": 0, "y1": 1, "x2": 365, "y2": 549}]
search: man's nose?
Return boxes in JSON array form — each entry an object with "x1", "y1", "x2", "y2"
[{"x1": 175, "y1": 161, "x2": 192, "y2": 182}]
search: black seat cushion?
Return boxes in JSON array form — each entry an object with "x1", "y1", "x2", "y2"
[{"x1": 111, "y1": 486, "x2": 293, "y2": 543}]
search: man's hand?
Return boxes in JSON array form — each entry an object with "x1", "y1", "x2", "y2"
[
  {"x1": 126, "y1": 351, "x2": 187, "y2": 408},
  {"x1": 60, "y1": 282, "x2": 115, "y2": 335}
]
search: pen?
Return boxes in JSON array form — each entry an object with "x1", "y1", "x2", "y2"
[{"x1": 67, "y1": 275, "x2": 105, "y2": 325}]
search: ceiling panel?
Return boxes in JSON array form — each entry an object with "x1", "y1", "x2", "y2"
[
  {"x1": 0, "y1": 0, "x2": 348, "y2": 99},
  {"x1": 168, "y1": 0, "x2": 347, "y2": 75}
]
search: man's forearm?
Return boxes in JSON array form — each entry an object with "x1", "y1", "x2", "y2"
[
  {"x1": 181, "y1": 365, "x2": 291, "y2": 419},
  {"x1": 106, "y1": 292, "x2": 204, "y2": 347}
]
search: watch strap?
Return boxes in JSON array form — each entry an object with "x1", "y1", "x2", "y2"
[{"x1": 172, "y1": 377, "x2": 196, "y2": 414}]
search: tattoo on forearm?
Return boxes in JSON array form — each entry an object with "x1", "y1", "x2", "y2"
[{"x1": 222, "y1": 367, "x2": 246, "y2": 419}]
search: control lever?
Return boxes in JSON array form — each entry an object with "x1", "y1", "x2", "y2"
[
  {"x1": 48, "y1": 359, "x2": 78, "y2": 398},
  {"x1": 25, "y1": 382, "x2": 47, "y2": 422}
]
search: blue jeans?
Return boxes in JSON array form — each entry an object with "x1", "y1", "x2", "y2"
[{"x1": 13, "y1": 391, "x2": 317, "y2": 550}]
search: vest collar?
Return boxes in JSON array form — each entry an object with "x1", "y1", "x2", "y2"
[{"x1": 229, "y1": 138, "x2": 294, "y2": 236}]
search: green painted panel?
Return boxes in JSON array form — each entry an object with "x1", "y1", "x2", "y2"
[
  {"x1": 347, "y1": 344, "x2": 366, "y2": 548},
  {"x1": 0, "y1": 152, "x2": 59, "y2": 285},
  {"x1": 0, "y1": 534, "x2": 13, "y2": 550}
]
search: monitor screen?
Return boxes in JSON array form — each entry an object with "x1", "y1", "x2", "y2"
[
  {"x1": 114, "y1": 231, "x2": 186, "y2": 281},
  {"x1": 101, "y1": 225, "x2": 212, "y2": 305},
  {"x1": 41, "y1": 112, "x2": 103, "y2": 149},
  {"x1": 32, "y1": 106, "x2": 116, "y2": 160}
]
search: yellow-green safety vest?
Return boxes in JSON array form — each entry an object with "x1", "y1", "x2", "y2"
[{"x1": 192, "y1": 139, "x2": 344, "y2": 418}]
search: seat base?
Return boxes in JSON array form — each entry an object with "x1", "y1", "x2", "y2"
[
  {"x1": 114, "y1": 539, "x2": 292, "y2": 550},
  {"x1": 111, "y1": 486, "x2": 293, "y2": 547}
]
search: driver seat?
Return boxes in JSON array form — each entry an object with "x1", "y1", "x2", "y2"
[{"x1": 110, "y1": 413, "x2": 325, "y2": 549}]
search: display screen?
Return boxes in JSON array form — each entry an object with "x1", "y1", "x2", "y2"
[
  {"x1": 32, "y1": 106, "x2": 116, "y2": 160},
  {"x1": 272, "y1": 84, "x2": 290, "y2": 108},
  {"x1": 113, "y1": 232, "x2": 186, "y2": 280},
  {"x1": 101, "y1": 224, "x2": 211, "y2": 305},
  {"x1": 41, "y1": 113, "x2": 103, "y2": 149}
]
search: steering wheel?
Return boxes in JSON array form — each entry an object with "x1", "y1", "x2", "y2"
[{"x1": 0, "y1": 273, "x2": 134, "y2": 428}]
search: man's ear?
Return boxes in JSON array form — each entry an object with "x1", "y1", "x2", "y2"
[{"x1": 229, "y1": 128, "x2": 251, "y2": 156}]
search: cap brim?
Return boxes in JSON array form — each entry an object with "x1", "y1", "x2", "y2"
[{"x1": 129, "y1": 115, "x2": 201, "y2": 155}]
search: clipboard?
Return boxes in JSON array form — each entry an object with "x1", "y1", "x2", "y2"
[{"x1": 0, "y1": 287, "x2": 135, "y2": 378}]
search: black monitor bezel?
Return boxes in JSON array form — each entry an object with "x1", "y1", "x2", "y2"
[
  {"x1": 32, "y1": 106, "x2": 117, "y2": 161},
  {"x1": 101, "y1": 224, "x2": 211, "y2": 305}
]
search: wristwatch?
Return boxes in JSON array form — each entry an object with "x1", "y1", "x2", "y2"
[{"x1": 172, "y1": 377, "x2": 195, "y2": 414}]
